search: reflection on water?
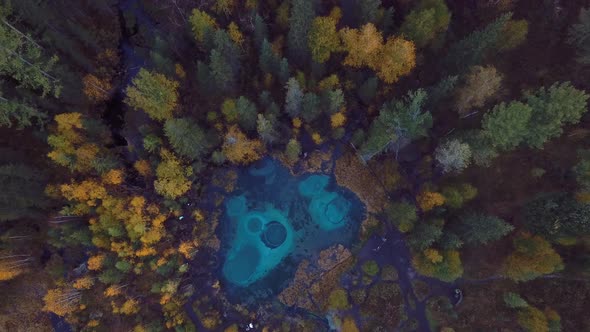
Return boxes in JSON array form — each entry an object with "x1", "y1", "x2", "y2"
[{"x1": 218, "y1": 158, "x2": 365, "y2": 303}]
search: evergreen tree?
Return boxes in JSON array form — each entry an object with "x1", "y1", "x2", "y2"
[
  {"x1": 301, "y1": 92, "x2": 321, "y2": 122},
  {"x1": 164, "y1": 118, "x2": 210, "y2": 161},
  {"x1": 257, "y1": 114, "x2": 278, "y2": 144},
  {"x1": 408, "y1": 219, "x2": 444, "y2": 251},
  {"x1": 287, "y1": 0, "x2": 315, "y2": 64},
  {"x1": 358, "y1": 77, "x2": 378, "y2": 105},
  {"x1": 522, "y1": 82, "x2": 589, "y2": 149},
  {"x1": 236, "y1": 96, "x2": 258, "y2": 131},
  {"x1": 0, "y1": 93, "x2": 46, "y2": 129},
  {"x1": 285, "y1": 78, "x2": 303, "y2": 118},
  {"x1": 457, "y1": 213, "x2": 514, "y2": 245},
  {"x1": 444, "y1": 13, "x2": 512, "y2": 73},
  {"x1": 524, "y1": 192, "x2": 590, "y2": 240},
  {"x1": 361, "y1": 89, "x2": 431, "y2": 160},
  {"x1": 0, "y1": 164, "x2": 48, "y2": 222},
  {"x1": 253, "y1": 14, "x2": 268, "y2": 48},
  {"x1": 481, "y1": 101, "x2": 532, "y2": 151},
  {"x1": 259, "y1": 39, "x2": 278, "y2": 74},
  {"x1": 567, "y1": 7, "x2": 590, "y2": 65}
]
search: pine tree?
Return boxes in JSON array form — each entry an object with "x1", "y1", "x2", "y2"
[
  {"x1": 285, "y1": 78, "x2": 303, "y2": 118},
  {"x1": 522, "y1": 82, "x2": 589, "y2": 149},
  {"x1": 164, "y1": 118, "x2": 210, "y2": 161},
  {"x1": 287, "y1": 0, "x2": 314, "y2": 64},
  {"x1": 285, "y1": 139, "x2": 302, "y2": 163},
  {"x1": 235, "y1": 96, "x2": 258, "y2": 131},
  {"x1": 457, "y1": 213, "x2": 514, "y2": 245},
  {"x1": 256, "y1": 114, "x2": 278, "y2": 144},
  {"x1": 301, "y1": 92, "x2": 321, "y2": 122},
  {"x1": 444, "y1": 13, "x2": 512, "y2": 73},
  {"x1": 0, "y1": 164, "x2": 48, "y2": 222},
  {"x1": 481, "y1": 101, "x2": 532, "y2": 151},
  {"x1": 567, "y1": 7, "x2": 590, "y2": 65}
]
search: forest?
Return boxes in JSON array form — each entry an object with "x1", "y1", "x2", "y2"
[{"x1": 0, "y1": 0, "x2": 589, "y2": 331}]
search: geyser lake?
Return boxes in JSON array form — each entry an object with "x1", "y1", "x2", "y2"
[{"x1": 217, "y1": 158, "x2": 366, "y2": 303}]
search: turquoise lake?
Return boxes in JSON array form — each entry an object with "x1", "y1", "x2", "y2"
[{"x1": 218, "y1": 158, "x2": 365, "y2": 303}]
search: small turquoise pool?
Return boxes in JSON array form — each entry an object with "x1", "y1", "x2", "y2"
[{"x1": 218, "y1": 158, "x2": 365, "y2": 301}]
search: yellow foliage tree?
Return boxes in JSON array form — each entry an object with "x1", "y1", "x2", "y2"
[
  {"x1": 331, "y1": 112, "x2": 346, "y2": 128},
  {"x1": 341, "y1": 316, "x2": 360, "y2": 332},
  {"x1": 102, "y1": 169, "x2": 124, "y2": 185},
  {"x1": 372, "y1": 37, "x2": 416, "y2": 84},
  {"x1": 43, "y1": 288, "x2": 81, "y2": 316},
  {"x1": 154, "y1": 149, "x2": 193, "y2": 199},
  {"x1": 412, "y1": 249, "x2": 463, "y2": 282},
  {"x1": 518, "y1": 306, "x2": 548, "y2": 332},
  {"x1": 134, "y1": 159, "x2": 152, "y2": 177},
  {"x1": 87, "y1": 254, "x2": 105, "y2": 271},
  {"x1": 424, "y1": 248, "x2": 443, "y2": 263},
  {"x1": 83, "y1": 74, "x2": 111, "y2": 103},
  {"x1": 227, "y1": 22, "x2": 244, "y2": 46},
  {"x1": 417, "y1": 191, "x2": 445, "y2": 211},
  {"x1": 222, "y1": 125, "x2": 265, "y2": 165},
  {"x1": 504, "y1": 233, "x2": 564, "y2": 282},
  {"x1": 340, "y1": 23, "x2": 383, "y2": 68},
  {"x1": 73, "y1": 276, "x2": 94, "y2": 290}
]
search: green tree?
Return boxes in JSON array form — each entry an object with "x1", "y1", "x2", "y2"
[
  {"x1": 308, "y1": 16, "x2": 340, "y2": 63},
  {"x1": 256, "y1": 113, "x2": 278, "y2": 144},
  {"x1": 0, "y1": 93, "x2": 46, "y2": 129},
  {"x1": 504, "y1": 292, "x2": 529, "y2": 309},
  {"x1": 259, "y1": 39, "x2": 278, "y2": 74},
  {"x1": 301, "y1": 92, "x2": 321, "y2": 122},
  {"x1": 164, "y1": 118, "x2": 210, "y2": 161},
  {"x1": 287, "y1": 0, "x2": 314, "y2": 63},
  {"x1": 522, "y1": 82, "x2": 589, "y2": 149},
  {"x1": 386, "y1": 201, "x2": 418, "y2": 233},
  {"x1": 285, "y1": 139, "x2": 302, "y2": 163},
  {"x1": 567, "y1": 7, "x2": 590, "y2": 65},
  {"x1": 444, "y1": 13, "x2": 512, "y2": 73},
  {"x1": 0, "y1": 4, "x2": 61, "y2": 98},
  {"x1": 360, "y1": 89, "x2": 432, "y2": 160},
  {"x1": 573, "y1": 149, "x2": 590, "y2": 191},
  {"x1": 253, "y1": 14, "x2": 268, "y2": 48},
  {"x1": 481, "y1": 101, "x2": 532, "y2": 150},
  {"x1": 236, "y1": 96, "x2": 257, "y2": 131},
  {"x1": 0, "y1": 164, "x2": 48, "y2": 222},
  {"x1": 408, "y1": 219, "x2": 444, "y2": 251},
  {"x1": 399, "y1": 0, "x2": 451, "y2": 48},
  {"x1": 285, "y1": 78, "x2": 303, "y2": 118},
  {"x1": 457, "y1": 213, "x2": 514, "y2": 245},
  {"x1": 358, "y1": 77, "x2": 378, "y2": 105},
  {"x1": 523, "y1": 192, "x2": 590, "y2": 240},
  {"x1": 125, "y1": 69, "x2": 179, "y2": 122}
]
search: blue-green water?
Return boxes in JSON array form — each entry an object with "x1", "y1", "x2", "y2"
[{"x1": 218, "y1": 158, "x2": 365, "y2": 302}]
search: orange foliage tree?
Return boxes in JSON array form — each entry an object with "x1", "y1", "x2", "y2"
[
  {"x1": 221, "y1": 125, "x2": 265, "y2": 165},
  {"x1": 417, "y1": 191, "x2": 445, "y2": 211}
]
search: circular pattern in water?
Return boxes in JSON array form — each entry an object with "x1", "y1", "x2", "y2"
[
  {"x1": 247, "y1": 216, "x2": 263, "y2": 233},
  {"x1": 262, "y1": 221, "x2": 287, "y2": 249}
]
